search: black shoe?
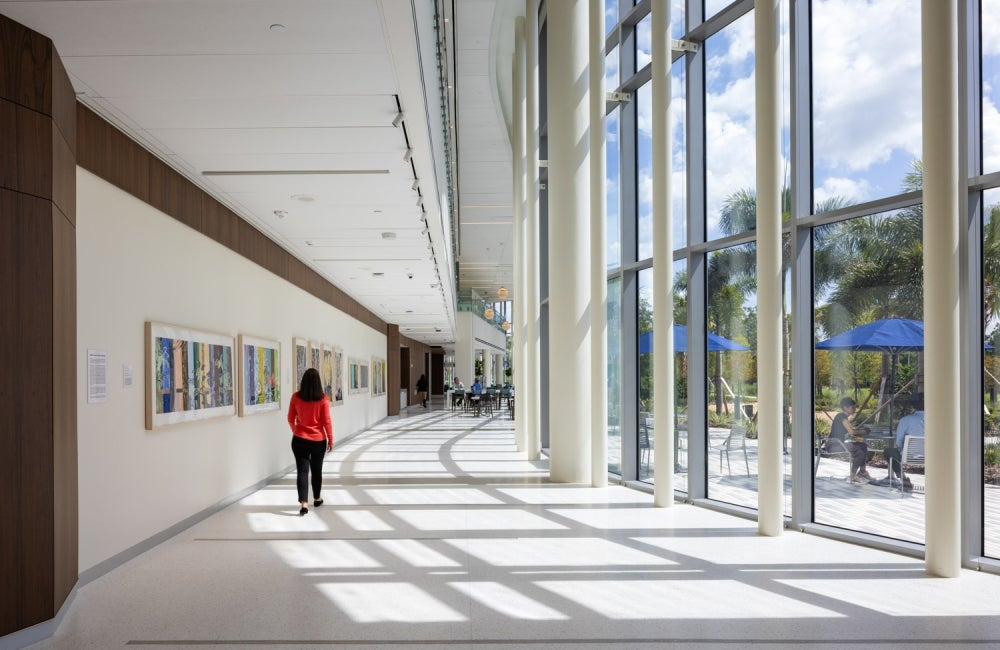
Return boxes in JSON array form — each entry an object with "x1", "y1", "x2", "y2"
[
  {"x1": 313, "y1": 499, "x2": 324, "y2": 507},
  {"x1": 299, "y1": 506, "x2": 308, "y2": 516}
]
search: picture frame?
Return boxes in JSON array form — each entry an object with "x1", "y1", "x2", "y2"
[
  {"x1": 293, "y1": 337, "x2": 310, "y2": 390},
  {"x1": 349, "y1": 357, "x2": 369, "y2": 394},
  {"x1": 334, "y1": 347, "x2": 344, "y2": 405},
  {"x1": 320, "y1": 344, "x2": 335, "y2": 404},
  {"x1": 371, "y1": 357, "x2": 386, "y2": 396},
  {"x1": 145, "y1": 321, "x2": 235, "y2": 429},
  {"x1": 237, "y1": 334, "x2": 281, "y2": 416}
]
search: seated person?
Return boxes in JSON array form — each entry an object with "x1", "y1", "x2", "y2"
[
  {"x1": 827, "y1": 397, "x2": 873, "y2": 483},
  {"x1": 471, "y1": 377, "x2": 483, "y2": 393},
  {"x1": 453, "y1": 377, "x2": 465, "y2": 390},
  {"x1": 878, "y1": 392, "x2": 923, "y2": 489}
]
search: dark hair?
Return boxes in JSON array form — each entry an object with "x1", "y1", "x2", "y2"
[
  {"x1": 298, "y1": 368, "x2": 324, "y2": 402},
  {"x1": 911, "y1": 392, "x2": 924, "y2": 410},
  {"x1": 840, "y1": 397, "x2": 857, "y2": 409}
]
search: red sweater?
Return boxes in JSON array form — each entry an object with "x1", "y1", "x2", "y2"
[{"x1": 287, "y1": 394, "x2": 332, "y2": 444}]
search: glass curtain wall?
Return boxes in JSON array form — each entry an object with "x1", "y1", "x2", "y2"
[
  {"x1": 588, "y1": 0, "x2": 1000, "y2": 562},
  {"x1": 982, "y1": 0, "x2": 1000, "y2": 561}
]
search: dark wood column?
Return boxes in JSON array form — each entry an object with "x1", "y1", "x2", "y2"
[
  {"x1": 0, "y1": 14, "x2": 78, "y2": 637},
  {"x1": 387, "y1": 324, "x2": 400, "y2": 415}
]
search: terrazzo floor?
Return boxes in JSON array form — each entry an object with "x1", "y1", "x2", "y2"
[{"x1": 28, "y1": 402, "x2": 1000, "y2": 648}]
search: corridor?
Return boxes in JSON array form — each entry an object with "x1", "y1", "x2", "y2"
[{"x1": 30, "y1": 406, "x2": 1000, "y2": 648}]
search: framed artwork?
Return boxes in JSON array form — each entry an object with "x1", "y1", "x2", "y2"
[
  {"x1": 349, "y1": 357, "x2": 369, "y2": 394},
  {"x1": 310, "y1": 341, "x2": 321, "y2": 375},
  {"x1": 293, "y1": 337, "x2": 310, "y2": 390},
  {"x1": 334, "y1": 348, "x2": 344, "y2": 405},
  {"x1": 371, "y1": 357, "x2": 386, "y2": 396},
  {"x1": 320, "y1": 344, "x2": 335, "y2": 404},
  {"x1": 237, "y1": 335, "x2": 280, "y2": 416},
  {"x1": 145, "y1": 321, "x2": 235, "y2": 429}
]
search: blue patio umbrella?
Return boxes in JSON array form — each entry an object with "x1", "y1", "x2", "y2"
[
  {"x1": 638, "y1": 325, "x2": 749, "y2": 354},
  {"x1": 814, "y1": 317, "x2": 924, "y2": 431}
]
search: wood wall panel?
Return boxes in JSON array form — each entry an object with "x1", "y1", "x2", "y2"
[
  {"x1": 0, "y1": 189, "x2": 56, "y2": 635},
  {"x1": 14, "y1": 103, "x2": 52, "y2": 198},
  {"x1": 201, "y1": 196, "x2": 239, "y2": 249},
  {"x1": 0, "y1": 99, "x2": 16, "y2": 191},
  {"x1": 149, "y1": 160, "x2": 201, "y2": 232},
  {"x1": 51, "y1": 207, "x2": 78, "y2": 608},
  {"x1": 52, "y1": 121, "x2": 75, "y2": 224},
  {"x1": 49, "y1": 50, "x2": 75, "y2": 155},
  {"x1": 0, "y1": 13, "x2": 52, "y2": 112},
  {"x1": 76, "y1": 104, "x2": 149, "y2": 202}
]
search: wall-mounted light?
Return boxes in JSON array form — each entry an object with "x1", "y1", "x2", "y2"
[
  {"x1": 392, "y1": 111, "x2": 404, "y2": 128},
  {"x1": 403, "y1": 148, "x2": 413, "y2": 163}
]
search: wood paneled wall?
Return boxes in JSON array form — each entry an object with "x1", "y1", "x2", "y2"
[
  {"x1": 387, "y1": 325, "x2": 401, "y2": 415},
  {"x1": 0, "y1": 13, "x2": 78, "y2": 637},
  {"x1": 75, "y1": 104, "x2": 388, "y2": 336}
]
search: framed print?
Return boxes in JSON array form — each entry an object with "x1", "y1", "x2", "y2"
[
  {"x1": 293, "y1": 337, "x2": 310, "y2": 390},
  {"x1": 349, "y1": 357, "x2": 369, "y2": 394},
  {"x1": 145, "y1": 321, "x2": 235, "y2": 429},
  {"x1": 334, "y1": 348, "x2": 344, "y2": 405},
  {"x1": 237, "y1": 335, "x2": 280, "y2": 416},
  {"x1": 371, "y1": 357, "x2": 386, "y2": 396},
  {"x1": 310, "y1": 341, "x2": 321, "y2": 375},
  {"x1": 320, "y1": 344, "x2": 335, "y2": 404}
]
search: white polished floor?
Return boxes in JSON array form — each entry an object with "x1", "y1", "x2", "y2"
[{"x1": 30, "y1": 403, "x2": 1000, "y2": 648}]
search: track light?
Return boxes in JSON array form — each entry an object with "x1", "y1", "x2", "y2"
[
  {"x1": 403, "y1": 148, "x2": 413, "y2": 163},
  {"x1": 416, "y1": 195, "x2": 424, "y2": 206},
  {"x1": 392, "y1": 111, "x2": 404, "y2": 128},
  {"x1": 411, "y1": 179, "x2": 419, "y2": 191}
]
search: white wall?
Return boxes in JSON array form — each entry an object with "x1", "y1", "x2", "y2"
[{"x1": 76, "y1": 169, "x2": 387, "y2": 571}]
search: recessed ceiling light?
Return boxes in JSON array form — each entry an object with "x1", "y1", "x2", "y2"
[
  {"x1": 269, "y1": 23, "x2": 286, "y2": 32},
  {"x1": 381, "y1": 232, "x2": 396, "y2": 240},
  {"x1": 291, "y1": 194, "x2": 316, "y2": 202}
]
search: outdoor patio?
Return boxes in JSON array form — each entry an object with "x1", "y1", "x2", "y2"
[{"x1": 614, "y1": 426, "x2": 1000, "y2": 549}]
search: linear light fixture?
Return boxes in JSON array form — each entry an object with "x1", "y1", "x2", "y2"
[{"x1": 203, "y1": 169, "x2": 388, "y2": 176}]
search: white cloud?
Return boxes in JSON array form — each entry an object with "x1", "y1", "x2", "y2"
[
  {"x1": 984, "y1": 0, "x2": 1000, "y2": 56},
  {"x1": 985, "y1": 96, "x2": 1000, "y2": 174},
  {"x1": 814, "y1": 176, "x2": 870, "y2": 207},
  {"x1": 811, "y1": 0, "x2": 922, "y2": 173}
]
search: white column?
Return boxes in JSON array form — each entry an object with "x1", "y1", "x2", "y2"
[
  {"x1": 484, "y1": 351, "x2": 493, "y2": 386},
  {"x1": 513, "y1": 16, "x2": 526, "y2": 451},
  {"x1": 525, "y1": 0, "x2": 542, "y2": 460},
  {"x1": 651, "y1": 0, "x2": 675, "y2": 505},
  {"x1": 548, "y1": 0, "x2": 592, "y2": 483},
  {"x1": 755, "y1": 0, "x2": 783, "y2": 536},
  {"x1": 589, "y1": 0, "x2": 608, "y2": 487},
  {"x1": 922, "y1": 0, "x2": 961, "y2": 577}
]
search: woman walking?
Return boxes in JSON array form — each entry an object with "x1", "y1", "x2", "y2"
[{"x1": 287, "y1": 368, "x2": 333, "y2": 515}]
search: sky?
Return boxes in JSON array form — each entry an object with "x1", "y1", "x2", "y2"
[{"x1": 602, "y1": 0, "x2": 1000, "y2": 310}]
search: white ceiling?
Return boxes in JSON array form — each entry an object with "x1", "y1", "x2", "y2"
[{"x1": 0, "y1": 0, "x2": 522, "y2": 346}]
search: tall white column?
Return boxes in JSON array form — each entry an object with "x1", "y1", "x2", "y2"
[
  {"x1": 651, "y1": 0, "x2": 675, "y2": 505},
  {"x1": 513, "y1": 16, "x2": 526, "y2": 452},
  {"x1": 525, "y1": 0, "x2": 542, "y2": 460},
  {"x1": 484, "y1": 351, "x2": 493, "y2": 386},
  {"x1": 589, "y1": 0, "x2": 608, "y2": 487},
  {"x1": 922, "y1": 0, "x2": 961, "y2": 577},
  {"x1": 548, "y1": 0, "x2": 592, "y2": 483},
  {"x1": 755, "y1": 0, "x2": 783, "y2": 536}
]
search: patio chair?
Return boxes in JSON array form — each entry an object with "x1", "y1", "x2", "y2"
[
  {"x1": 897, "y1": 434, "x2": 925, "y2": 497},
  {"x1": 815, "y1": 436, "x2": 852, "y2": 475},
  {"x1": 638, "y1": 412, "x2": 652, "y2": 474},
  {"x1": 716, "y1": 423, "x2": 750, "y2": 476}
]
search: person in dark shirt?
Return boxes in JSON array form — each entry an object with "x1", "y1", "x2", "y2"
[{"x1": 827, "y1": 397, "x2": 873, "y2": 483}]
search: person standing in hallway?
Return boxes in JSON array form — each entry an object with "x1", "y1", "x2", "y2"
[
  {"x1": 287, "y1": 368, "x2": 333, "y2": 515},
  {"x1": 417, "y1": 373, "x2": 429, "y2": 408}
]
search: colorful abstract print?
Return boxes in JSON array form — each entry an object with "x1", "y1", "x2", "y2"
[
  {"x1": 244, "y1": 344, "x2": 280, "y2": 407},
  {"x1": 154, "y1": 337, "x2": 234, "y2": 414}
]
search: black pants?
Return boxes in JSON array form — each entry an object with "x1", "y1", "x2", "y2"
[
  {"x1": 291, "y1": 436, "x2": 327, "y2": 504},
  {"x1": 884, "y1": 447, "x2": 902, "y2": 478}
]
